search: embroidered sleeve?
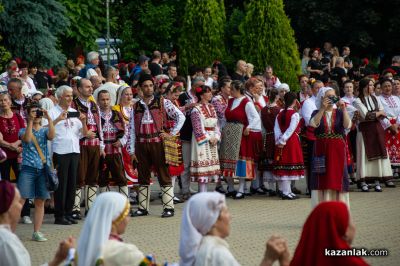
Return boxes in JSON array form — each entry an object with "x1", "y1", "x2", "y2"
[
  {"x1": 278, "y1": 112, "x2": 300, "y2": 145},
  {"x1": 97, "y1": 106, "x2": 105, "y2": 152},
  {"x1": 245, "y1": 102, "x2": 262, "y2": 131},
  {"x1": 127, "y1": 108, "x2": 136, "y2": 155},
  {"x1": 164, "y1": 99, "x2": 185, "y2": 136},
  {"x1": 211, "y1": 97, "x2": 225, "y2": 120},
  {"x1": 191, "y1": 108, "x2": 209, "y2": 145}
]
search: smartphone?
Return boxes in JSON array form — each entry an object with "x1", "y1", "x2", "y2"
[
  {"x1": 67, "y1": 111, "x2": 80, "y2": 118},
  {"x1": 36, "y1": 110, "x2": 43, "y2": 117}
]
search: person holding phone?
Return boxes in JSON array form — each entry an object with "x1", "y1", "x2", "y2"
[
  {"x1": 17, "y1": 102, "x2": 55, "y2": 241},
  {"x1": 48, "y1": 85, "x2": 88, "y2": 225},
  {"x1": 309, "y1": 87, "x2": 351, "y2": 208}
]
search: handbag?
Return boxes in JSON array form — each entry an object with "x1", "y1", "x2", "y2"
[
  {"x1": 312, "y1": 155, "x2": 326, "y2": 174},
  {"x1": 32, "y1": 135, "x2": 59, "y2": 192}
]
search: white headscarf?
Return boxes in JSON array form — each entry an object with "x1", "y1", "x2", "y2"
[
  {"x1": 278, "y1": 83, "x2": 290, "y2": 92},
  {"x1": 39, "y1": 97, "x2": 54, "y2": 111},
  {"x1": 76, "y1": 192, "x2": 129, "y2": 266},
  {"x1": 315, "y1": 86, "x2": 334, "y2": 109},
  {"x1": 179, "y1": 192, "x2": 226, "y2": 266},
  {"x1": 115, "y1": 84, "x2": 131, "y2": 105}
]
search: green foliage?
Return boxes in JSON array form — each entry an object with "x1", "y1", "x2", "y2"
[
  {"x1": 239, "y1": 0, "x2": 300, "y2": 90},
  {"x1": 224, "y1": 8, "x2": 244, "y2": 71},
  {"x1": 0, "y1": 0, "x2": 69, "y2": 68},
  {"x1": 0, "y1": 4, "x2": 11, "y2": 72},
  {"x1": 178, "y1": 0, "x2": 227, "y2": 75},
  {"x1": 111, "y1": 0, "x2": 179, "y2": 61},
  {"x1": 59, "y1": 0, "x2": 105, "y2": 54}
]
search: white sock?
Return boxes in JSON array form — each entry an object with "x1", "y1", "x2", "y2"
[
  {"x1": 226, "y1": 177, "x2": 235, "y2": 192},
  {"x1": 238, "y1": 179, "x2": 246, "y2": 193},
  {"x1": 282, "y1": 180, "x2": 291, "y2": 195},
  {"x1": 198, "y1": 183, "x2": 207, "y2": 192}
]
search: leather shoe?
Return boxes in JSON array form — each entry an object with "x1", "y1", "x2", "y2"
[
  {"x1": 233, "y1": 192, "x2": 245, "y2": 199},
  {"x1": 225, "y1": 191, "x2": 237, "y2": 198},
  {"x1": 375, "y1": 185, "x2": 383, "y2": 192},
  {"x1": 54, "y1": 218, "x2": 71, "y2": 225},
  {"x1": 71, "y1": 211, "x2": 82, "y2": 220},
  {"x1": 385, "y1": 181, "x2": 396, "y2": 188},
  {"x1": 292, "y1": 187, "x2": 302, "y2": 194},
  {"x1": 65, "y1": 216, "x2": 78, "y2": 224},
  {"x1": 361, "y1": 184, "x2": 369, "y2": 192},
  {"x1": 131, "y1": 209, "x2": 149, "y2": 217},
  {"x1": 215, "y1": 186, "x2": 227, "y2": 194},
  {"x1": 282, "y1": 194, "x2": 297, "y2": 200},
  {"x1": 161, "y1": 208, "x2": 174, "y2": 218}
]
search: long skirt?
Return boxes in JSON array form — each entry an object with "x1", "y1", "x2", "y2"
[
  {"x1": 121, "y1": 146, "x2": 138, "y2": 186},
  {"x1": 235, "y1": 131, "x2": 262, "y2": 180},
  {"x1": 273, "y1": 133, "x2": 305, "y2": 180},
  {"x1": 356, "y1": 132, "x2": 392, "y2": 182},
  {"x1": 385, "y1": 119, "x2": 400, "y2": 167},
  {"x1": 311, "y1": 137, "x2": 349, "y2": 191},
  {"x1": 190, "y1": 133, "x2": 220, "y2": 183}
]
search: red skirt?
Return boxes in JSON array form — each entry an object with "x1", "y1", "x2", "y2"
[
  {"x1": 273, "y1": 133, "x2": 305, "y2": 177},
  {"x1": 313, "y1": 137, "x2": 346, "y2": 191},
  {"x1": 239, "y1": 131, "x2": 263, "y2": 161},
  {"x1": 169, "y1": 164, "x2": 184, "y2": 176},
  {"x1": 385, "y1": 119, "x2": 400, "y2": 166}
]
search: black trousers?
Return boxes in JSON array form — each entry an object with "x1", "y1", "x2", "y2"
[
  {"x1": 0, "y1": 158, "x2": 30, "y2": 217},
  {"x1": 53, "y1": 153, "x2": 79, "y2": 218}
]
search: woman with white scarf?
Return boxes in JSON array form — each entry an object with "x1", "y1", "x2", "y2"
[
  {"x1": 309, "y1": 87, "x2": 351, "y2": 208},
  {"x1": 179, "y1": 192, "x2": 288, "y2": 266},
  {"x1": 76, "y1": 192, "x2": 147, "y2": 266}
]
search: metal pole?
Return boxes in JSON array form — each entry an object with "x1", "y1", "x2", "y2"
[{"x1": 106, "y1": 0, "x2": 110, "y2": 66}]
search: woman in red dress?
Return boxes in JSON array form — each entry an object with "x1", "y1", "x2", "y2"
[
  {"x1": 164, "y1": 82, "x2": 185, "y2": 203},
  {"x1": 309, "y1": 87, "x2": 351, "y2": 208},
  {"x1": 260, "y1": 89, "x2": 281, "y2": 196},
  {"x1": 222, "y1": 81, "x2": 262, "y2": 199},
  {"x1": 273, "y1": 92, "x2": 304, "y2": 200}
]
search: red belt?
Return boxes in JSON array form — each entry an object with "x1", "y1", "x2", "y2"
[{"x1": 205, "y1": 127, "x2": 215, "y2": 131}]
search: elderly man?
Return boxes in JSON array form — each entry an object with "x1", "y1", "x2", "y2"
[
  {"x1": 80, "y1": 51, "x2": 100, "y2": 79},
  {"x1": 231, "y1": 60, "x2": 247, "y2": 82},
  {"x1": 263, "y1": 66, "x2": 281, "y2": 90},
  {"x1": 48, "y1": 85, "x2": 88, "y2": 225},
  {"x1": 71, "y1": 78, "x2": 104, "y2": 219},
  {"x1": 128, "y1": 74, "x2": 185, "y2": 218},
  {"x1": 8, "y1": 78, "x2": 30, "y2": 122},
  {"x1": 0, "y1": 61, "x2": 18, "y2": 85},
  {"x1": 93, "y1": 66, "x2": 120, "y2": 105},
  {"x1": 0, "y1": 180, "x2": 75, "y2": 265}
]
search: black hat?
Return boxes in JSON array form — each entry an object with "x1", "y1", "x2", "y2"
[{"x1": 138, "y1": 73, "x2": 154, "y2": 87}]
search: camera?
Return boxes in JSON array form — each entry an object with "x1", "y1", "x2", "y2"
[
  {"x1": 328, "y1": 95, "x2": 339, "y2": 104},
  {"x1": 36, "y1": 109, "x2": 44, "y2": 117},
  {"x1": 67, "y1": 111, "x2": 80, "y2": 118}
]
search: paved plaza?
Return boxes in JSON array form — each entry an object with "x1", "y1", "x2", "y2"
[{"x1": 17, "y1": 180, "x2": 400, "y2": 266}]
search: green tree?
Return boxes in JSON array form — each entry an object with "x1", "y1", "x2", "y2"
[
  {"x1": 0, "y1": 0, "x2": 69, "y2": 68},
  {"x1": 178, "y1": 0, "x2": 226, "y2": 75},
  {"x1": 59, "y1": 0, "x2": 105, "y2": 56},
  {"x1": 239, "y1": 0, "x2": 300, "y2": 89},
  {"x1": 0, "y1": 4, "x2": 11, "y2": 72}
]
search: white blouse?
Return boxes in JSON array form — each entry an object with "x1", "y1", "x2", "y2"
[
  {"x1": 353, "y1": 96, "x2": 391, "y2": 129},
  {"x1": 379, "y1": 94, "x2": 400, "y2": 124},
  {"x1": 274, "y1": 109, "x2": 300, "y2": 145},
  {"x1": 230, "y1": 96, "x2": 261, "y2": 132},
  {"x1": 195, "y1": 235, "x2": 240, "y2": 266}
]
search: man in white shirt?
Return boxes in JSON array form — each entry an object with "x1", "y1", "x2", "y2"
[
  {"x1": 48, "y1": 85, "x2": 87, "y2": 225},
  {"x1": 93, "y1": 66, "x2": 120, "y2": 105},
  {"x1": 300, "y1": 80, "x2": 323, "y2": 194}
]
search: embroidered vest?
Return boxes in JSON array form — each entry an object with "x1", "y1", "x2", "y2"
[
  {"x1": 100, "y1": 110, "x2": 125, "y2": 140},
  {"x1": 71, "y1": 97, "x2": 102, "y2": 140},
  {"x1": 133, "y1": 96, "x2": 167, "y2": 136}
]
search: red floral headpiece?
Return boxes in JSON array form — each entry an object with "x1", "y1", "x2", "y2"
[{"x1": 195, "y1": 87, "x2": 203, "y2": 93}]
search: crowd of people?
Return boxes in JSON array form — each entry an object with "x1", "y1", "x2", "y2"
[{"x1": 0, "y1": 44, "x2": 398, "y2": 265}]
